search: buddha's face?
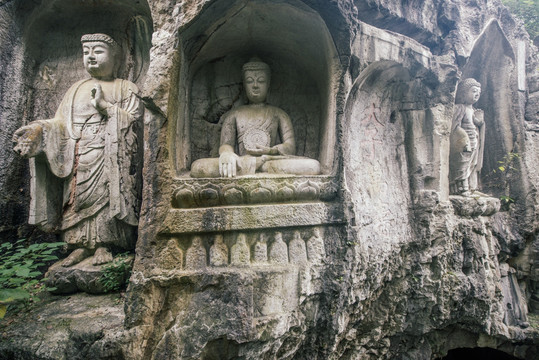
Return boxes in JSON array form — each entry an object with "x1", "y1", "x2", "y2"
[
  {"x1": 83, "y1": 41, "x2": 115, "y2": 79},
  {"x1": 244, "y1": 69, "x2": 269, "y2": 104},
  {"x1": 465, "y1": 85, "x2": 481, "y2": 105}
]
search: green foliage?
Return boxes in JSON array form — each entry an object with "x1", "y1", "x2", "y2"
[
  {"x1": 490, "y1": 151, "x2": 520, "y2": 208},
  {"x1": 100, "y1": 253, "x2": 132, "y2": 292},
  {"x1": 0, "y1": 240, "x2": 64, "y2": 318},
  {"x1": 492, "y1": 151, "x2": 520, "y2": 174},
  {"x1": 502, "y1": 0, "x2": 539, "y2": 38}
]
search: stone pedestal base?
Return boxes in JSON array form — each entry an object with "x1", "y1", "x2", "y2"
[
  {"x1": 46, "y1": 255, "x2": 133, "y2": 294},
  {"x1": 449, "y1": 195, "x2": 501, "y2": 217}
]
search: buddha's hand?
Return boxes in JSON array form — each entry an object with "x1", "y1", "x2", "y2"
[
  {"x1": 247, "y1": 144, "x2": 280, "y2": 156},
  {"x1": 463, "y1": 140, "x2": 472, "y2": 153},
  {"x1": 91, "y1": 84, "x2": 111, "y2": 114},
  {"x1": 219, "y1": 151, "x2": 239, "y2": 177},
  {"x1": 474, "y1": 109, "x2": 484, "y2": 126},
  {"x1": 13, "y1": 123, "x2": 43, "y2": 158}
]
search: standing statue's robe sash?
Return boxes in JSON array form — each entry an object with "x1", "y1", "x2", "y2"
[{"x1": 29, "y1": 78, "x2": 140, "y2": 231}]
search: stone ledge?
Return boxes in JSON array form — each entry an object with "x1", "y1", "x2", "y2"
[
  {"x1": 449, "y1": 195, "x2": 501, "y2": 217},
  {"x1": 160, "y1": 202, "x2": 345, "y2": 234},
  {"x1": 46, "y1": 256, "x2": 134, "y2": 295}
]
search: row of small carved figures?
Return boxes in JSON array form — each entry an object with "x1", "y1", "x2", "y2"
[{"x1": 161, "y1": 229, "x2": 326, "y2": 269}]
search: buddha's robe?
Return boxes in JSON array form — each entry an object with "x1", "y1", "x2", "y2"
[
  {"x1": 29, "y1": 78, "x2": 142, "y2": 250},
  {"x1": 220, "y1": 104, "x2": 295, "y2": 157}
]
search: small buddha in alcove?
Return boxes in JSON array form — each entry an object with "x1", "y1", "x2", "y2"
[
  {"x1": 449, "y1": 78, "x2": 486, "y2": 196},
  {"x1": 190, "y1": 58, "x2": 321, "y2": 178}
]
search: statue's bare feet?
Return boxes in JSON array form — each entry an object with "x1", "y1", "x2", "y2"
[
  {"x1": 62, "y1": 248, "x2": 90, "y2": 267},
  {"x1": 471, "y1": 190, "x2": 489, "y2": 197},
  {"x1": 93, "y1": 247, "x2": 113, "y2": 265}
]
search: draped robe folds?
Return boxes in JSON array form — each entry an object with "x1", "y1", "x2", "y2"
[
  {"x1": 449, "y1": 103, "x2": 485, "y2": 191},
  {"x1": 220, "y1": 104, "x2": 296, "y2": 157},
  {"x1": 29, "y1": 78, "x2": 142, "y2": 250}
]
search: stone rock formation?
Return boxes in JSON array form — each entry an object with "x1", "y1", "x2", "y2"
[{"x1": 0, "y1": 0, "x2": 538, "y2": 359}]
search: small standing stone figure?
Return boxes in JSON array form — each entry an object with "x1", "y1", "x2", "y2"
[
  {"x1": 306, "y1": 228, "x2": 325, "y2": 264},
  {"x1": 12, "y1": 34, "x2": 142, "y2": 267},
  {"x1": 186, "y1": 236, "x2": 207, "y2": 269},
  {"x1": 449, "y1": 78, "x2": 485, "y2": 196},
  {"x1": 288, "y1": 231, "x2": 307, "y2": 265},
  {"x1": 231, "y1": 233, "x2": 250, "y2": 266},
  {"x1": 253, "y1": 234, "x2": 268, "y2": 263},
  {"x1": 210, "y1": 234, "x2": 228, "y2": 266},
  {"x1": 160, "y1": 238, "x2": 184, "y2": 270},
  {"x1": 269, "y1": 232, "x2": 288, "y2": 264}
]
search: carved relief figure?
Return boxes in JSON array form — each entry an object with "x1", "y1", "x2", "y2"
[
  {"x1": 13, "y1": 34, "x2": 142, "y2": 266},
  {"x1": 449, "y1": 78, "x2": 485, "y2": 196},
  {"x1": 190, "y1": 58, "x2": 321, "y2": 178}
]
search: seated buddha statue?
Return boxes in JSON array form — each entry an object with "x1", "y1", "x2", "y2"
[{"x1": 190, "y1": 58, "x2": 321, "y2": 178}]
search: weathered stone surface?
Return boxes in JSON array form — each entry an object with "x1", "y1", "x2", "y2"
[
  {"x1": 288, "y1": 231, "x2": 308, "y2": 265},
  {"x1": 0, "y1": 293, "x2": 127, "y2": 360},
  {"x1": 450, "y1": 195, "x2": 502, "y2": 217},
  {"x1": 46, "y1": 255, "x2": 134, "y2": 295},
  {"x1": 230, "y1": 233, "x2": 250, "y2": 266},
  {"x1": 209, "y1": 234, "x2": 228, "y2": 266}
]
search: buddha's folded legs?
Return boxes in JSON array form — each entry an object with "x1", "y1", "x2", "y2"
[
  {"x1": 191, "y1": 156, "x2": 321, "y2": 177},
  {"x1": 260, "y1": 158, "x2": 321, "y2": 175},
  {"x1": 190, "y1": 156, "x2": 257, "y2": 178}
]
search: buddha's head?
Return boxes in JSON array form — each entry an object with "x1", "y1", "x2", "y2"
[
  {"x1": 242, "y1": 58, "x2": 270, "y2": 104},
  {"x1": 456, "y1": 78, "x2": 481, "y2": 105},
  {"x1": 81, "y1": 33, "x2": 120, "y2": 80}
]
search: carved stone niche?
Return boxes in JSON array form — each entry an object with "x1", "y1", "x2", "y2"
[
  {"x1": 15, "y1": 0, "x2": 152, "y2": 294},
  {"x1": 169, "y1": 0, "x2": 341, "y2": 210},
  {"x1": 448, "y1": 21, "x2": 515, "y2": 217}
]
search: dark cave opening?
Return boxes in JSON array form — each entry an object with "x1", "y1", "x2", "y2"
[{"x1": 437, "y1": 347, "x2": 520, "y2": 360}]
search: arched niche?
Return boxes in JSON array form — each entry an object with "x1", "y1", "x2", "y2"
[
  {"x1": 460, "y1": 20, "x2": 516, "y2": 196},
  {"x1": 22, "y1": 0, "x2": 152, "y2": 120},
  {"x1": 343, "y1": 60, "x2": 416, "y2": 246},
  {"x1": 172, "y1": 0, "x2": 340, "y2": 176}
]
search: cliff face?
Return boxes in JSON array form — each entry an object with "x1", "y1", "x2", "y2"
[{"x1": 0, "y1": 0, "x2": 538, "y2": 359}]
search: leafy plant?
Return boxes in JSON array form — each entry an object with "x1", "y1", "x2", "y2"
[
  {"x1": 488, "y1": 151, "x2": 520, "y2": 209},
  {"x1": 502, "y1": 0, "x2": 539, "y2": 39},
  {"x1": 0, "y1": 239, "x2": 64, "y2": 319},
  {"x1": 492, "y1": 151, "x2": 520, "y2": 175},
  {"x1": 100, "y1": 253, "x2": 133, "y2": 292}
]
